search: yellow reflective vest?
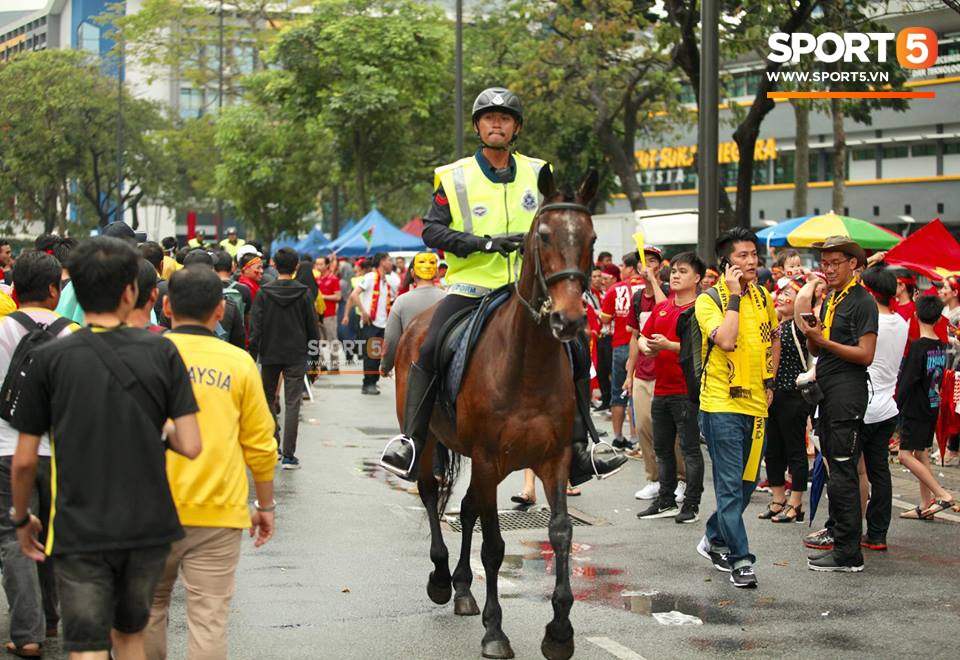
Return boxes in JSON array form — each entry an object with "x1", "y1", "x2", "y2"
[{"x1": 434, "y1": 152, "x2": 546, "y2": 293}]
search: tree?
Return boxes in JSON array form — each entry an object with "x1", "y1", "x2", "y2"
[
  {"x1": 266, "y1": 0, "x2": 452, "y2": 220},
  {"x1": 0, "y1": 49, "x2": 172, "y2": 233},
  {"x1": 481, "y1": 1, "x2": 681, "y2": 212},
  {"x1": 214, "y1": 105, "x2": 324, "y2": 246}
]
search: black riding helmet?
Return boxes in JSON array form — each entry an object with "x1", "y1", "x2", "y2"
[{"x1": 472, "y1": 87, "x2": 523, "y2": 151}]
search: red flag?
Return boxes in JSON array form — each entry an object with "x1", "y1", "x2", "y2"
[{"x1": 884, "y1": 218, "x2": 960, "y2": 281}]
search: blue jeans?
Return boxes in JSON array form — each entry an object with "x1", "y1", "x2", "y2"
[
  {"x1": 610, "y1": 344, "x2": 630, "y2": 407},
  {"x1": 699, "y1": 411, "x2": 765, "y2": 567}
]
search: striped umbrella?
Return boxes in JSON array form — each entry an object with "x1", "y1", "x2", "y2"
[{"x1": 756, "y1": 211, "x2": 902, "y2": 250}]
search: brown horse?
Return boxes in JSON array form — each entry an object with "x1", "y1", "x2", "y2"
[{"x1": 392, "y1": 168, "x2": 599, "y2": 660}]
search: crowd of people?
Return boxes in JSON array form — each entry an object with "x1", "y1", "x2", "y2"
[
  {"x1": 0, "y1": 226, "x2": 452, "y2": 659},
  {"x1": 583, "y1": 229, "x2": 960, "y2": 588}
]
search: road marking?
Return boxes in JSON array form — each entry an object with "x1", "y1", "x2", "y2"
[
  {"x1": 585, "y1": 637, "x2": 648, "y2": 660},
  {"x1": 892, "y1": 497, "x2": 960, "y2": 523}
]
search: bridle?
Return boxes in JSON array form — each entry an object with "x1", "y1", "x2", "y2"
[{"x1": 514, "y1": 202, "x2": 592, "y2": 323}]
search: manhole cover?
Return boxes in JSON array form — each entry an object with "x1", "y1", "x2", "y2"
[
  {"x1": 355, "y1": 427, "x2": 399, "y2": 436},
  {"x1": 445, "y1": 508, "x2": 591, "y2": 533}
]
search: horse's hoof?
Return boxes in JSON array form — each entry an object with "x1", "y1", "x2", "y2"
[
  {"x1": 454, "y1": 593, "x2": 480, "y2": 616},
  {"x1": 541, "y1": 634, "x2": 574, "y2": 660},
  {"x1": 426, "y1": 573, "x2": 452, "y2": 604},
  {"x1": 481, "y1": 639, "x2": 515, "y2": 659}
]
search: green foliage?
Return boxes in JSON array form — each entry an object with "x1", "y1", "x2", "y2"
[
  {"x1": 214, "y1": 104, "x2": 324, "y2": 244},
  {"x1": 0, "y1": 49, "x2": 172, "y2": 233}
]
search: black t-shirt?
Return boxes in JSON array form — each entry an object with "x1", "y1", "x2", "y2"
[
  {"x1": 816, "y1": 283, "x2": 879, "y2": 380},
  {"x1": 11, "y1": 326, "x2": 198, "y2": 555},
  {"x1": 896, "y1": 336, "x2": 947, "y2": 421}
]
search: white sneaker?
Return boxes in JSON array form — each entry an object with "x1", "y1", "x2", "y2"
[
  {"x1": 634, "y1": 482, "x2": 660, "y2": 500},
  {"x1": 675, "y1": 480, "x2": 687, "y2": 504}
]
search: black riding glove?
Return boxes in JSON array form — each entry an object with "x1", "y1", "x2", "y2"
[{"x1": 479, "y1": 235, "x2": 524, "y2": 257}]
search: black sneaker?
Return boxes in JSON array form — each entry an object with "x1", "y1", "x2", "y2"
[
  {"x1": 807, "y1": 552, "x2": 864, "y2": 572},
  {"x1": 807, "y1": 549, "x2": 833, "y2": 562},
  {"x1": 730, "y1": 565, "x2": 758, "y2": 588},
  {"x1": 696, "y1": 536, "x2": 731, "y2": 572},
  {"x1": 637, "y1": 501, "x2": 678, "y2": 519},
  {"x1": 675, "y1": 503, "x2": 700, "y2": 524},
  {"x1": 803, "y1": 528, "x2": 834, "y2": 550},
  {"x1": 860, "y1": 536, "x2": 888, "y2": 551},
  {"x1": 361, "y1": 384, "x2": 380, "y2": 395},
  {"x1": 611, "y1": 437, "x2": 635, "y2": 450}
]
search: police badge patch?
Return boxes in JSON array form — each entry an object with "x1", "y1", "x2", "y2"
[
  {"x1": 472, "y1": 205, "x2": 488, "y2": 217},
  {"x1": 521, "y1": 190, "x2": 538, "y2": 212}
]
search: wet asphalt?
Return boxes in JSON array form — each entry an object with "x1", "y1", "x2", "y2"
[{"x1": 4, "y1": 371, "x2": 959, "y2": 658}]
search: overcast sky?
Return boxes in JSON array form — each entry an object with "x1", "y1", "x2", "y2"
[{"x1": 4, "y1": 1, "x2": 46, "y2": 11}]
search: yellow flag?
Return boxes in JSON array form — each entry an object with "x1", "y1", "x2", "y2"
[{"x1": 632, "y1": 232, "x2": 646, "y2": 269}]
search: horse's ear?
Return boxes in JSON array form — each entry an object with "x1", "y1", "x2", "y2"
[
  {"x1": 577, "y1": 169, "x2": 599, "y2": 206},
  {"x1": 538, "y1": 165, "x2": 556, "y2": 199}
]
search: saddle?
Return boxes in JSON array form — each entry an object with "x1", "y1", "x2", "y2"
[{"x1": 434, "y1": 285, "x2": 513, "y2": 419}]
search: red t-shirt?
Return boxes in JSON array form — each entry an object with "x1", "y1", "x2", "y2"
[
  {"x1": 641, "y1": 298, "x2": 693, "y2": 397},
  {"x1": 601, "y1": 277, "x2": 645, "y2": 347},
  {"x1": 317, "y1": 274, "x2": 340, "y2": 318},
  {"x1": 625, "y1": 286, "x2": 658, "y2": 381}
]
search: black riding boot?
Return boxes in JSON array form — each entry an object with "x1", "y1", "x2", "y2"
[
  {"x1": 570, "y1": 377, "x2": 628, "y2": 487},
  {"x1": 380, "y1": 363, "x2": 438, "y2": 481}
]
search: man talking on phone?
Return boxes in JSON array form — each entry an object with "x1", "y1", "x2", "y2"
[
  {"x1": 695, "y1": 228, "x2": 779, "y2": 589},
  {"x1": 800, "y1": 236, "x2": 877, "y2": 573}
]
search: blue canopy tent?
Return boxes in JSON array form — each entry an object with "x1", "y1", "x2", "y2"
[
  {"x1": 293, "y1": 226, "x2": 332, "y2": 257},
  {"x1": 337, "y1": 218, "x2": 357, "y2": 236},
  {"x1": 270, "y1": 233, "x2": 299, "y2": 254},
  {"x1": 330, "y1": 209, "x2": 425, "y2": 257}
]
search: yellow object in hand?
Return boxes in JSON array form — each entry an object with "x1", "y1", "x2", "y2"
[{"x1": 632, "y1": 232, "x2": 646, "y2": 269}]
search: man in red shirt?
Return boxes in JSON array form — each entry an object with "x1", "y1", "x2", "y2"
[
  {"x1": 601, "y1": 250, "x2": 666, "y2": 484},
  {"x1": 633, "y1": 252, "x2": 706, "y2": 524},
  {"x1": 316, "y1": 255, "x2": 342, "y2": 372}
]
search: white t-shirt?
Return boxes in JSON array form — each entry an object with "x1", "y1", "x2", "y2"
[
  {"x1": 357, "y1": 271, "x2": 400, "y2": 329},
  {"x1": 0, "y1": 308, "x2": 76, "y2": 456},
  {"x1": 864, "y1": 312, "x2": 909, "y2": 424}
]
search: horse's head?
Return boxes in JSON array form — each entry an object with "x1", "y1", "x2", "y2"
[{"x1": 518, "y1": 167, "x2": 599, "y2": 342}]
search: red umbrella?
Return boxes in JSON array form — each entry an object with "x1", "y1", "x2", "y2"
[{"x1": 884, "y1": 218, "x2": 960, "y2": 280}]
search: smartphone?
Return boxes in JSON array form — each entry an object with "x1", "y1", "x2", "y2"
[
  {"x1": 800, "y1": 312, "x2": 819, "y2": 327},
  {"x1": 719, "y1": 256, "x2": 731, "y2": 272}
]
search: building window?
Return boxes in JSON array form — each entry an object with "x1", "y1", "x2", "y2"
[
  {"x1": 882, "y1": 145, "x2": 908, "y2": 159},
  {"x1": 759, "y1": 209, "x2": 765, "y2": 220},
  {"x1": 873, "y1": 205, "x2": 880, "y2": 216},
  {"x1": 720, "y1": 163, "x2": 738, "y2": 188},
  {"x1": 938, "y1": 202, "x2": 945, "y2": 214},
  {"x1": 814, "y1": 207, "x2": 820, "y2": 215},
  {"x1": 945, "y1": 142, "x2": 960, "y2": 155},
  {"x1": 752, "y1": 163, "x2": 769, "y2": 186},
  {"x1": 774, "y1": 153, "x2": 794, "y2": 184},
  {"x1": 179, "y1": 87, "x2": 203, "y2": 119},
  {"x1": 678, "y1": 84, "x2": 695, "y2": 105},
  {"x1": 843, "y1": 206, "x2": 849, "y2": 215},
  {"x1": 851, "y1": 148, "x2": 875, "y2": 161},
  {"x1": 77, "y1": 21, "x2": 100, "y2": 54},
  {"x1": 786, "y1": 209, "x2": 792, "y2": 219},
  {"x1": 911, "y1": 144, "x2": 936, "y2": 157}
]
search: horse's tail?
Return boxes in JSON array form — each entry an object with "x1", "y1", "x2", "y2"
[{"x1": 435, "y1": 443, "x2": 462, "y2": 516}]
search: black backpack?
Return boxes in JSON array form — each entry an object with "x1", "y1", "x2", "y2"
[
  {"x1": 676, "y1": 288, "x2": 721, "y2": 405},
  {"x1": 0, "y1": 312, "x2": 73, "y2": 422}
]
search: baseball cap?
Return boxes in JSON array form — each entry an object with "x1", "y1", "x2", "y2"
[
  {"x1": 412, "y1": 252, "x2": 438, "y2": 280},
  {"x1": 102, "y1": 221, "x2": 137, "y2": 241}
]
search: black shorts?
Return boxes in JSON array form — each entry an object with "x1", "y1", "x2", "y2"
[
  {"x1": 55, "y1": 544, "x2": 171, "y2": 652},
  {"x1": 899, "y1": 418, "x2": 936, "y2": 451}
]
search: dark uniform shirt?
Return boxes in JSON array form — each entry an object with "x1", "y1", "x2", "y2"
[{"x1": 816, "y1": 283, "x2": 879, "y2": 380}]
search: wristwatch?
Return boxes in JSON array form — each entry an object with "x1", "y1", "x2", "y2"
[
  {"x1": 8, "y1": 506, "x2": 31, "y2": 529},
  {"x1": 484, "y1": 239, "x2": 494, "y2": 252},
  {"x1": 254, "y1": 500, "x2": 276, "y2": 513}
]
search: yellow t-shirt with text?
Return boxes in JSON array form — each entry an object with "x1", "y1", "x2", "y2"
[{"x1": 696, "y1": 288, "x2": 777, "y2": 418}]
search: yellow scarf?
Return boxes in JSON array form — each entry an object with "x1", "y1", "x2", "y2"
[
  {"x1": 714, "y1": 277, "x2": 774, "y2": 398},
  {"x1": 822, "y1": 276, "x2": 858, "y2": 341}
]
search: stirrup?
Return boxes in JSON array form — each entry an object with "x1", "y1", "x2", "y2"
[
  {"x1": 379, "y1": 435, "x2": 417, "y2": 479},
  {"x1": 591, "y1": 439, "x2": 625, "y2": 480}
]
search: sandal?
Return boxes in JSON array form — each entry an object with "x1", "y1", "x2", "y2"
[
  {"x1": 771, "y1": 503, "x2": 805, "y2": 523},
  {"x1": 920, "y1": 498, "x2": 955, "y2": 518},
  {"x1": 510, "y1": 493, "x2": 535, "y2": 507},
  {"x1": 757, "y1": 500, "x2": 786, "y2": 519},
  {"x1": 565, "y1": 487, "x2": 582, "y2": 497},
  {"x1": 899, "y1": 506, "x2": 925, "y2": 520},
  {"x1": 5, "y1": 642, "x2": 42, "y2": 658}
]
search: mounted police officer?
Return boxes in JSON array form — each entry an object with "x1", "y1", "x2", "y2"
[{"x1": 379, "y1": 87, "x2": 626, "y2": 484}]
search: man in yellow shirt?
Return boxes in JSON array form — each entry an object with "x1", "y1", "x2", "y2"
[
  {"x1": 145, "y1": 266, "x2": 277, "y2": 660},
  {"x1": 695, "y1": 228, "x2": 779, "y2": 590}
]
